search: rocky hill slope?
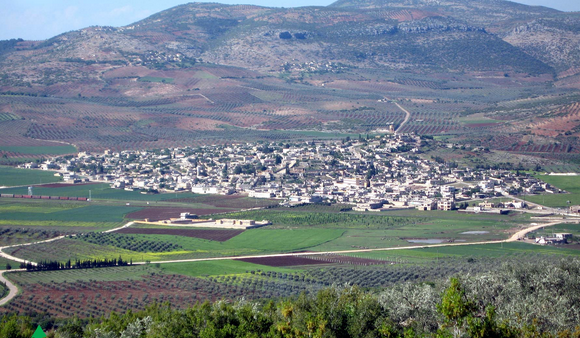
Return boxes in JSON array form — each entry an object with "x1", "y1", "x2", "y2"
[{"x1": 0, "y1": 0, "x2": 579, "y2": 159}]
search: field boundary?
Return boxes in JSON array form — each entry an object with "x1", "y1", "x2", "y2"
[{"x1": 0, "y1": 220, "x2": 568, "y2": 309}]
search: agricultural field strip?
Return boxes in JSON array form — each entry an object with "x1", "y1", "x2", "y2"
[
  {"x1": 0, "y1": 222, "x2": 135, "y2": 265},
  {"x1": 0, "y1": 269, "x2": 25, "y2": 306},
  {"x1": 0, "y1": 221, "x2": 565, "y2": 306},
  {"x1": 118, "y1": 221, "x2": 567, "y2": 265}
]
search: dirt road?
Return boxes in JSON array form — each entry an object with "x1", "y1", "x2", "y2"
[
  {"x1": 384, "y1": 96, "x2": 411, "y2": 134},
  {"x1": 0, "y1": 222, "x2": 135, "y2": 266},
  {"x1": 0, "y1": 269, "x2": 25, "y2": 306}
]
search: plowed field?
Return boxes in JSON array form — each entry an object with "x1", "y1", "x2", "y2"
[
  {"x1": 236, "y1": 256, "x2": 329, "y2": 267},
  {"x1": 116, "y1": 228, "x2": 244, "y2": 242}
]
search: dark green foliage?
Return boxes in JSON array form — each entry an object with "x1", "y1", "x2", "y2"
[
  {"x1": 76, "y1": 233, "x2": 182, "y2": 253},
  {"x1": 2, "y1": 259, "x2": 580, "y2": 336},
  {"x1": 19, "y1": 256, "x2": 131, "y2": 271},
  {"x1": 0, "y1": 39, "x2": 23, "y2": 57},
  {"x1": 0, "y1": 315, "x2": 33, "y2": 338},
  {"x1": 0, "y1": 281, "x2": 7, "y2": 300}
]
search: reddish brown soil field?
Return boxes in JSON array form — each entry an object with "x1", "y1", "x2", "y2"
[
  {"x1": 0, "y1": 274, "x2": 252, "y2": 318},
  {"x1": 116, "y1": 228, "x2": 244, "y2": 241},
  {"x1": 126, "y1": 207, "x2": 238, "y2": 220},
  {"x1": 236, "y1": 256, "x2": 329, "y2": 267}
]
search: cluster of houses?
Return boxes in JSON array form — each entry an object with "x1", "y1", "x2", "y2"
[{"x1": 19, "y1": 134, "x2": 564, "y2": 212}]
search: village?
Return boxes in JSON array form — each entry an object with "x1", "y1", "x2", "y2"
[{"x1": 17, "y1": 133, "x2": 570, "y2": 216}]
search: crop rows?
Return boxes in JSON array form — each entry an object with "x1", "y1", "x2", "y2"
[
  {"x1": 373, "y1": 9, "x2": 423, "y2": 21},
  {"x1": 508, "y1": 143, "x2": 572, "y2": 153},
  {"x1": 76, "y1": 233, "x2": 183, "y2": 253},
  {"x1": 223, "y1": 209, "x2": 422, "y2": 229},
  {"x1": 116, "y1": 227, "x2": 244, "y2": 242},
  {"x1": 394, "y1": 78, "x2": 446, "y2": 89},
  {"x1": 0, "y1": 227, "x2": 64, "y2": 246},
  {"x1": 0, "y1": 113, "x2": 20, "y2": 122},
  {"x1": 205, "y1": 92, "x2": 263, "y2": 104},
  {"x1": 0, "y1": 273, "x2": 319, "y2": 318}
]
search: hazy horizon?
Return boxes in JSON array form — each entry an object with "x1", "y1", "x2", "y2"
[{"x1": 2, "y1": 0, "x2": 579, "y2": 41}]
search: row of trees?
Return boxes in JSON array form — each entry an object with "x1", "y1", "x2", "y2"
[{"x1": 19, "y1": 256, "x2": 132, "y2": 271}]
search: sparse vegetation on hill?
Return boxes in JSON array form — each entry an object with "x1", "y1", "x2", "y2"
[{"x1": 0, "y1": 0, "x2": 576, "y2": 158}]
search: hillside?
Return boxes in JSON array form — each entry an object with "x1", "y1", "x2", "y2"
[{"x1": 0, "y1": 0, "x2": 578, "y2": 164}]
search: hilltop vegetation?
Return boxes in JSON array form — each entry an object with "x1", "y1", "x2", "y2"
[{"x1": 1, "y1": 259, "x2": 579, "y2": 337}]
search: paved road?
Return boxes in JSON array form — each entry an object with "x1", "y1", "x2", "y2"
[{"x1": 0, "y1": 269, "x2": 25, "y2": 306}]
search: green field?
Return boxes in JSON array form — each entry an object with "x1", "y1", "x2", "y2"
[
  {"x1": 349, "y1": 242, "x2": 580, "y2": 262},
  {"x1": 6, "y1": 228, "x2": 345, "y2": 263},
  {"x1": 0, "y1": 183, "x2": 199, "y2": 202},
  {"x1": 160, "y1": 260, "x2": 296, "y2": 277},
  {"x1": 0, "y1": 202, "x2": 139, "y2": 223},
  {"x1": 0, "y1": 145, "x2": 77, "y2": 155},
  {"x1": 526, "y1": 175, "x2": 580, "y2": 207},
  {"x1": 0, "y1": 257, "x2": 20, "y2": 270},
  {"x1": 137, "y1": 76, "x2": 174, "y2": 83},
  {"x1": 6, "y1": 265, "x2": 160, "y2": 285},
  {"x1": 529, "y1": 223, "x2": 580, "y2": 238},
  {"x1": 0, "y1": 166, "x2": 62, "y2": 187},
  {"x1": 0, "y1": 201, "x2": 137, "y2": 232},
  {"x1": 223, "y1": 207, "x2": 424, "y2": 229}
]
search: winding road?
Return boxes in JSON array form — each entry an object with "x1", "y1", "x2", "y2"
[
  {"x1": 0, "y1": 219, "x2": 568, "y2": 306},
  {"x1": 384, "y1": 96, "x2": 411, "y2": 134},
  {"x1": 0, "y1": 269, "x2": 25, "y2": 306}
]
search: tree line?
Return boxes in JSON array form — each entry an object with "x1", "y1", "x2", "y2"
[{"x1": 19, "y1": 256, "x2": 132, "y2": 272}]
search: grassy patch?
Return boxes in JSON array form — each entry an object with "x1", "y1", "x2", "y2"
[
  {"x1": 0, "y1": 220, "x2": 123, "y2": 232},
  {"x1": 0, "y1": 257, "x2": 20, "y2": 270},
  {"x1": 222, "y1": 208, "x2": 422, "y2": 229},
  {"x1": 137, "y1": 76, "x2": 174, "y2": 84},
  {"x1": 160, "y1": 260, "x2": 296, "y2": 277},
  {"x1": 526, "y1": 175, "x2": 580, "y2": 207},
  {"x1": 0, "y1": 166, "x2": 62, "y2": 187},
  {"x1": 0, "y1": 202, "x2": 140, "y2": 223},
  {"x1": 11, "y1": 228, "x2": 344, "y2": 263},
  {"x1": 344, "y1": 242, "x2": 580, "y2": 264},
  {"x1": 0, "y1": 145, "x2": 77, "y2": 155},
  {"x1": 0, "y1": 183, "x2": 197, "y2": 201}
]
